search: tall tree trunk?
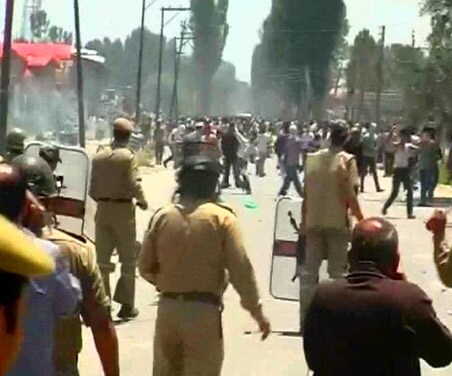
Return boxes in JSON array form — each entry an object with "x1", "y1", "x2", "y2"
[{"x1": 198, "y1": 76, "x2": 212, "y2": 114}]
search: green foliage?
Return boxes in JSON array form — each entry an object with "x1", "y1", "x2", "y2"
[
  {"x1": 29, "y1": 10, "x2": 72, "y2": 44},
  {"x1": 254, "y1": 0, "x2": 346, "y2": 118},
  {"x1": 48, "y1": 26, "x2": 73, "y2": 44},
  {"x1": 418, "y1": 0, "x2": 452, "y2": 133},
  {"x1": 190, "y1": 0, "x2": 230, "y2": 113},
  {"x1": 347, "y1": 30, "x2": 377, "y2": 93},
  {"x1": 85, "y1": 26, "x2": 246, "y2": 116},
  {"x1": 30, "y1": 10, "x2": 50, "y2": 41}
]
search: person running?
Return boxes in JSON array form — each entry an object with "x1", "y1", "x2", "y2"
[
  {"x1": 278, "y1": 125, "x2": 303, "y2": 197},
  {"x1": 360, "y1": 123, "x2": 383, "y2": 193},
  {"x1": 382, "y1": 128, "x2": 417, "y2": 219}
]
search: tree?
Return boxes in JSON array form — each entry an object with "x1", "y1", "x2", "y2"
[
  {"x1": 48, "y1": 26, "x2": 73, "y2": 44},
  {"x1": 346, "y1": 29, "x2": 378, "y2": 118},
  {"x1": 421, "y1": 0, "x2": 452, "y2": 133},
  {"x1": 190, "y1": 0, "x2": 229, "y2": 114},
  {"x1": 85, "y1": 25, "x2": 248, "y2": 117},
  {"x1": 257, "y1": 0, "x2": 346, "y2": 118},
  {"x1": 30, "y1": 10, "x2": 50, "y2": 41}
]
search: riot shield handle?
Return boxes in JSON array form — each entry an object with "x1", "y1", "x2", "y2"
[{"x1": 288, "y1": 211, "x2": 300, "y2": 233}]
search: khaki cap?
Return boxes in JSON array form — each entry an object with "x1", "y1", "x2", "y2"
[
  {"x1": 113, "y1": 118, "x2": 134, "y2": 133},
  {"x1": 0, "y1": 214, "x2": 55, "y2": 277}
]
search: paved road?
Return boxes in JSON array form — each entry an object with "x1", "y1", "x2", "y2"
[{"x1": 79, "y1": 158, "x2": 452, "y2": 375}]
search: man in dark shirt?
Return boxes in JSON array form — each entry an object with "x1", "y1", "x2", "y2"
[
  {"x1": 278, "y1": 125, "x2": 302, "y2": 197},
  {"x1": 304, "y1": 217, "x2": 452, "y2": 376},
  {"x1": 220, "y1": 123, "x2": 242, "y2": 189},
  {"x1": 154, "y1": 121, "x2": 165, "y2": 165},
  {"x1": 344, "y1": 127, "x2": 363, "y2": 194}
]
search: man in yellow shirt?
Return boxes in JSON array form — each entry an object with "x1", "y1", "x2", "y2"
[{"x1": 300, "y1": 121, "x2": 364, "y2": 333}]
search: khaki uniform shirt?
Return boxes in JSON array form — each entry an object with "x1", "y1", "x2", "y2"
[
  {"x1": 42, "y1": 228, "x2": 110, "y2": 365},
  {"x1": 139, "y1": 202, "x2": 261, "y2": 313},
  {"x1": 89, "y1": 142, "x2": 146, "y2": 204},
  {"x1": 305, "y1": 149, "x2": 358, "y2": 233}
]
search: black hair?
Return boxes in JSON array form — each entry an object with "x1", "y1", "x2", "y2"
[
  {"x1": 350, "y1": 218, "x2": 399, "y2": 270},
  {"x1": 330, "y1": 122, "x2": 349, "y2": 147},
  {"x1": 0, "y1": 272, "x2": 27, "y2": 333},
  {"x1": 174, "y1": 169, "x2": 219, "y2": 202},
  {"x1": 113, "y1": 129, "x2": 131, "y2": 143},
  {"x1": 0, "y1": 167, "x2": 28, "y2": 222},
  {"x1": 282, "y1": 122, "x2": 290, "y2": 134}
]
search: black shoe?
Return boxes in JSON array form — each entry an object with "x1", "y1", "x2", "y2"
[
  {"x1": 407, "y1": 214, "x2": 416, "y2": 219},
  {"x1": 382, "y1": 207, "x2": 388, "y2": 216},
  {"x1": 221, "y1": 183, "x2": 231, "y2": 189},
  {"x1": 377, "y1": 189, "x2": 384, "y2": 193},
  {"x1": 117, "y1": 305, "x2": 139, "y2": 320}
]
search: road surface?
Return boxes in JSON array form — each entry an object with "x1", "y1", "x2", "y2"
[{"x1": 79, "y1": 157, "x2": 452, "y2": 375}]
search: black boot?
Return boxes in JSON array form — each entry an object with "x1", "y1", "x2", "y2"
[{"x1": 117, "y1": 304, "x2": 139, "y2": 320}]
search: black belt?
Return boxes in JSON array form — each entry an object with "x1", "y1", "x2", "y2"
[
  {"x1": 98, "y1": 198, "x2": 132, "y2": 203},
  {"x1": 161, "y1": 292, "x2": 222, "y2": 307}
]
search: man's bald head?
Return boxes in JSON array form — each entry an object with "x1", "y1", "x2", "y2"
[
  {"x1": 0, "y1": 165, "x2": 28, "y2": 222},
  {"x1": 350, "y1": 218, "x2": 399, "y2": 272}
]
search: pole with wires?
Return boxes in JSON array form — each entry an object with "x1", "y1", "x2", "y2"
[
  {"x1": 135, "y1": 0, "x2": 146, "y2": 123},
  {"x1": 375, "y1": 25, "x2": 385, "y2": 129},
  {"x1": 154, "y1": 7, "x2": 190, "y2": 119},
  {"x1": 0, "y1": 0, "x2": 15, "y2": 154},
  {"x1": 154, "y1": 8, "x2": 165, "y2": 119},
  {"x1": 170, "y1": 23, "x2": 191, "y2": 119},
  {"x1": 74, "y1": 0, "x2": 86, "y2": 147}
]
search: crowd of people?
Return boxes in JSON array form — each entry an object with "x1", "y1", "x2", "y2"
[{"x1": 0, "y1": 116, "x2": 452, "y2": 376}]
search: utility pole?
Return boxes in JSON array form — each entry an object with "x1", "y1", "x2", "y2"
[
  {"x1": 154, "y1": 7, "x2": 191, "y2": 119},
  {"x1": 375, "y1": 25, "x2": 386, "y2": 128},
  {"x1": 412, "y1": 29, "x2": 416, "y2": 49},
  {"x1": 155, "y1": 8, "x2": 165, "y2": 119},
  {"x1": 169, "y1": 38, "x2": 180, "y2": 119},
  {"x1": 135, "y1": 0, "x2": 146, "y2": 123},
  {"x1": 74, "y1": 0, "x2": 86, "y2": 147},
  {"x1": 0, "y1": 0, "x2": 15, "y2": 154},
  {"x1": 170, "y1": 23, "x2": 194, "y2": 119}
]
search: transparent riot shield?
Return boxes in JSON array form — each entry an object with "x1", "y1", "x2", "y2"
[
  {"x1": 24, "y1": 142, "x2": 94, "y2": 241},
  {"x1": 270, "y1": 197, "x2": 303, "y2": 301}
]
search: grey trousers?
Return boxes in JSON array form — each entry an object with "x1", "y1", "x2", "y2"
[{"x1": 298, "y1": 229, "x2": 349, "y2": 331}]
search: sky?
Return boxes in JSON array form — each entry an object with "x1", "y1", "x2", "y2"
[{"x1": 1, "y1": 0, "x2": 431, "y2": 83}]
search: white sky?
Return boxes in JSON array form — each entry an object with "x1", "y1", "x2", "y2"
[{"x1": 1, "y1": 0, "x2": 431, "y2": 82}]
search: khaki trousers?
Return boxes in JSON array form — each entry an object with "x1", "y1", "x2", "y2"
[
  {"x1": 95, "y1": 202, "x2": 137, "y2": 306},
  {"x1": 298, "y1": 229, "x2": 349, "y2": 331},
  {"x1": 153, "y1": 298, "x2": 224, "y2": 376}
]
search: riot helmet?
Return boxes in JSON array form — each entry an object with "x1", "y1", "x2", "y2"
[
  {"x1": 11, "y1": 155, "x2": 57, "y2": 197},
  {"x1": 175, "y1": 141, "x2": 221, "y2": 201},
  {"x1": 39, "y1": 144, "x2": 61, "y2": 172},
  {"x1": 5, "y1": 128, "x2": 26, "y2": 162}
]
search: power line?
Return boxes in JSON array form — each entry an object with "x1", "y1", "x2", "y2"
[
  {"x1": 145, "y1": 0, "x2": 159, "y2": 11},
  {"x1": 164, "y1": 11, "x2": 183, "y2": 27}
]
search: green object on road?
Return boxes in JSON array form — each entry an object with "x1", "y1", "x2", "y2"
[{"x1": 244, "y1": 197, "x2": 259, "y2": 209}]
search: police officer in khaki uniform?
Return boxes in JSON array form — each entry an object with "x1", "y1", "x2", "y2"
[
  {"x1": 5, "y1": 128, "x2": 26, "y2": 163},
  {"x1": 90, "y1": 117, "x2": 148, "y2": 319},
  {"x1": 299, "y1": 121, "x2": 364, "y2": 333},
  {"x1": 12, "y1": 155, "x2": 119, "y2": 376},
  {"x1": 0, "y1": 215, "x2": 54, "y2": 376},
  {"x1": 139, "y1": 144, "x2": 271, "y2": 376}
]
